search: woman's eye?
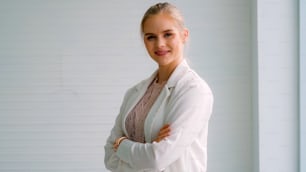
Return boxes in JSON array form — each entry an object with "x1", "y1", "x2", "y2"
[
  {"x1": 146, "y1": 36, "x2": 156, "y2": 40},
  {"x1": 164, "y1": 33, "x2": 172, "y2": 38}
]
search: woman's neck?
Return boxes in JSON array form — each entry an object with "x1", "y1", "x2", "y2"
[{"x1": 157, "y1": 59, "x2": 183, "y2": 83}]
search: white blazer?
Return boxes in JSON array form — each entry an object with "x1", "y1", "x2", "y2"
[{"x1": 104, "y1": 60, "x2": 213, "y2": 172}]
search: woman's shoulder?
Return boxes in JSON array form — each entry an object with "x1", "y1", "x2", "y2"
[{"x1": 176, "y1": 68, "x2": 212, "y2": 94}]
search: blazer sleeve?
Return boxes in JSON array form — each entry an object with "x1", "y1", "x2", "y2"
[
  {"x1": 116, "y1": 82, "x2": 213, "y2": 171},
  {"x1": 104, "y1": 91, "x2": 135, "y2": 172}
]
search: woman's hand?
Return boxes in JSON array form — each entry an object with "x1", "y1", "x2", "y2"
[
  {"x1": 113, "y1": 124, "x2": 170, "y2": 151},
  {"x1": 113, "y1": 136, "x2": 127, "y2": 151},
  {"x1": 153, "y1": 124, "x2": 171, "y2": 143}
]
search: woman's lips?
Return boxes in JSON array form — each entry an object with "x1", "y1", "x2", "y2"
[{"x1": 155, "y1": 50, "x2": 170, "y2": 56}]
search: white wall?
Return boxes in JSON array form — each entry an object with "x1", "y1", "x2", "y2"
[
  {"x1": 256, "y1": 0, "x2": 299, "y2": 172},
  {"x1": 1, "y1": 0, "x2": 300, "y2": 172},
  {"x1": 0, "y1": 1, "x2": 152, "y2": 171}
]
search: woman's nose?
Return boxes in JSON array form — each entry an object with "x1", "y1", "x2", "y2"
[{"x1": 156, "y1": 37, "x2": 166, "y2": 47}]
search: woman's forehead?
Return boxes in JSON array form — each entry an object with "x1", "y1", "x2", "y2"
[{"x1": 143, "y1": 14, "x2": 180, "y2": 34}]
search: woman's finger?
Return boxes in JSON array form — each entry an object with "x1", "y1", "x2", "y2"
[
  {"x1": 154, "y1": 124, "x2": 171, "y2": 142},
  {"x1": 159, "y1": 126, "x2": 170, "y2": 135},
  {"x1": 160, "y1": 124, "x2": 170, "y2": 130}
]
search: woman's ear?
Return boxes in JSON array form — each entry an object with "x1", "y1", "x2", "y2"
[{"x1": 182, "y1": 28, "x2": 189, "y2": 44}]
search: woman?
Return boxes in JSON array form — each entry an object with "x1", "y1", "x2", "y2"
[{"x1": 104, "y1": 2, "x2": 213, "y2": 172}]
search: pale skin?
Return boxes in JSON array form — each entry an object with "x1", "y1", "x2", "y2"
[
  {"x1": 143, "y1": 13, "x2": 189, "y2": 83},
  {"x1": 114, "y1": 13, "x2": 189, "y2": 151}
]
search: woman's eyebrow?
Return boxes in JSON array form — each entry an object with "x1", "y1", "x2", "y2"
[
  {"x1": 163, "y1": 29, "x2": 173, "y2": 33},
  {"x1": 144, "y1": 29, "x2": 174, "y2": 36},
  {"x1": 144, "y1": 33, "x2": 155, "y2": 36}
]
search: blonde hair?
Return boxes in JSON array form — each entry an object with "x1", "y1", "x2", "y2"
[{"x1": 140, "y1": 2, "x2": 185, "y2": 35}]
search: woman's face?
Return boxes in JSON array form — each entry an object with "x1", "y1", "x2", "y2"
[{"x1": 142, "y1": 13, "x2": 188, "y2": 68}]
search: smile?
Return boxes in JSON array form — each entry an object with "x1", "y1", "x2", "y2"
[{"x1": 155, "y1": 50, "x2": 170, "y2": 56}]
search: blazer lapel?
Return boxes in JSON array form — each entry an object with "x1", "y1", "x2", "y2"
[
  {"x1": 122, "y1": 60, "x2": 190, "y2": 140},
  {"x1": 144, "y1": 60, "x2": 190, "y2": 142}
]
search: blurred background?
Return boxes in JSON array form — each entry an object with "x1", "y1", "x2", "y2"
[{"x1": 0, "y1": 0, "x2": 303, "y2": 172}]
